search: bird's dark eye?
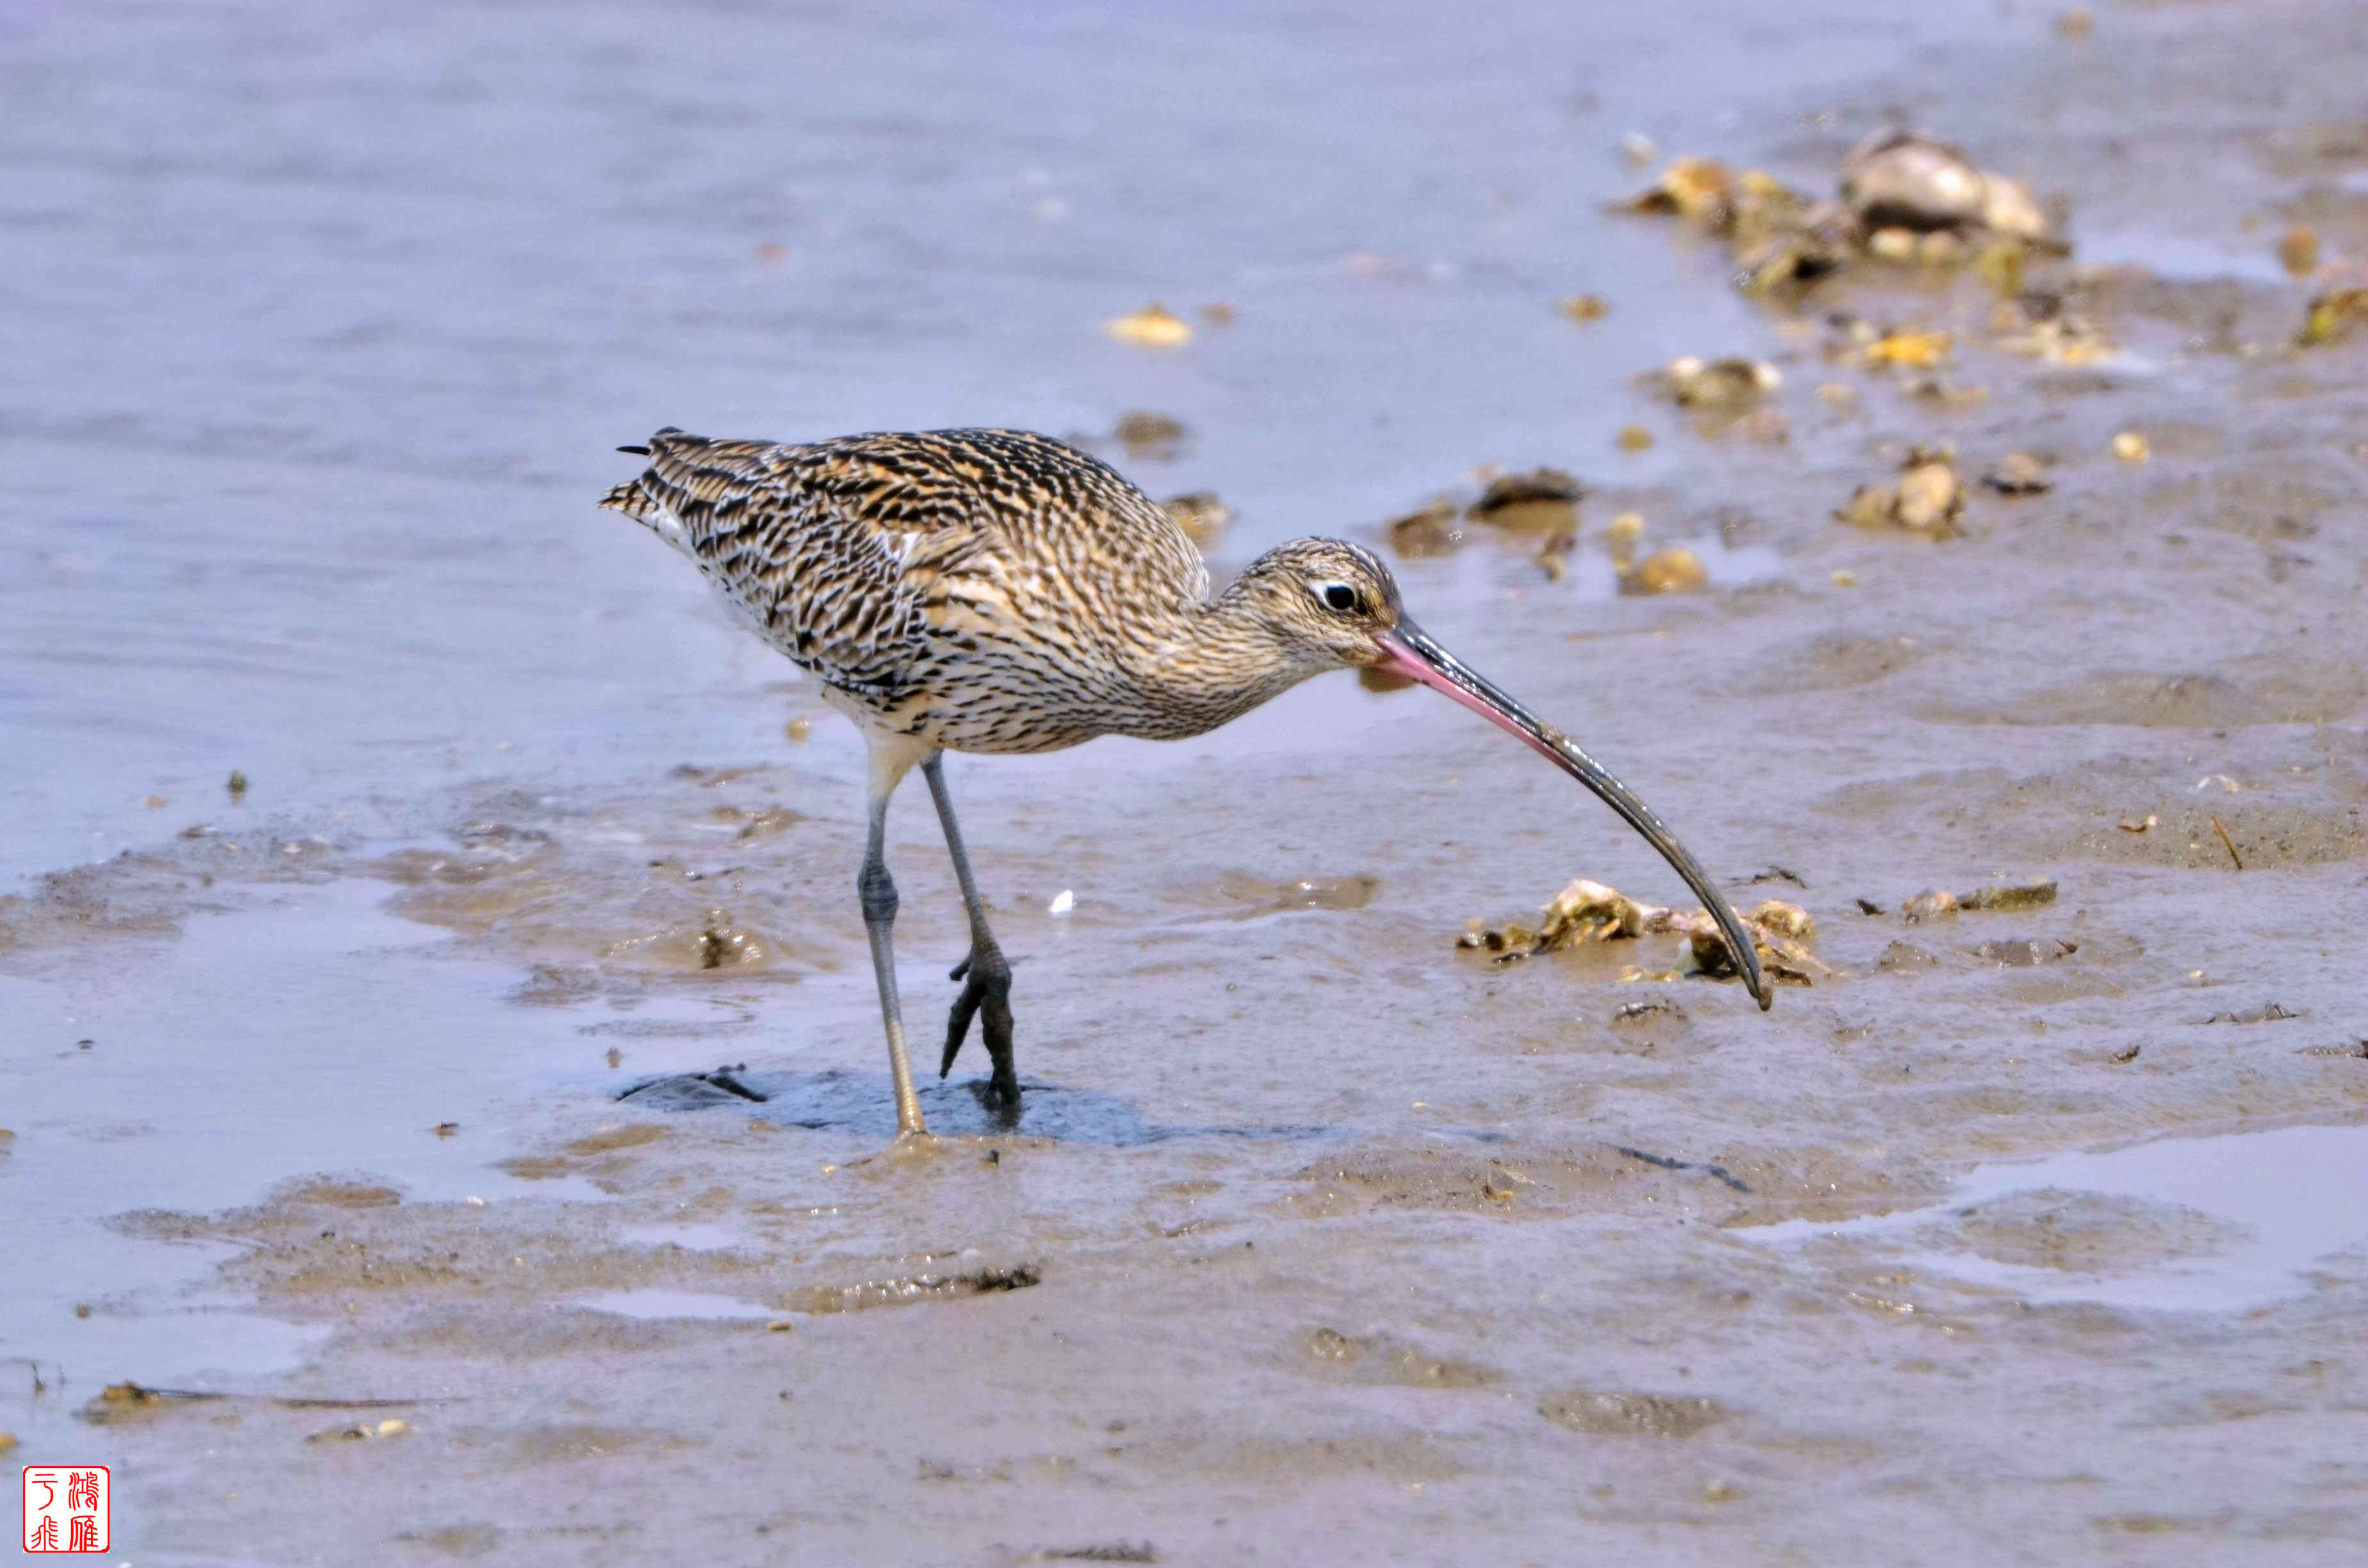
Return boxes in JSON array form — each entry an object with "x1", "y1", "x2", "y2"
[{"x1": 1322, "y1": 584, "x2": 1358, "y2": 613}]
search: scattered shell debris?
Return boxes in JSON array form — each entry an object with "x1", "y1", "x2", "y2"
[
  {"x1": 1836, "y1": 446, "x2": 1966, "y2": 539},
  {"x1": 1160, "y1": 491, "x2": 1231, "y2": 550},
  {"x1": 1112, "y1": 410, "x2": 1188, "y2": 461},
  {"x1": 1103, "y1": 303, "x2": 1192, "y2": 348},
  {"x1": 1614, "y1": 128, "x2": 2066, "y2": 297},
  {"x1": 1458, "y1": 881, "x2": 1830, "y2": 987}
]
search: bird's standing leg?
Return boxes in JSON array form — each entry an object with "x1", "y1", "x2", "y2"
[
  {"x1": 922, "y1": 751, "x2": 1019, "y2": 1106},
  {"x1": 859, "y1": 739, "x2": 929, "y2": 1139}
]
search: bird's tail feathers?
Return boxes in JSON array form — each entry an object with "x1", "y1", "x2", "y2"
[{"x1": 598, "y1": 427, "x2": 703, "y2": 528}]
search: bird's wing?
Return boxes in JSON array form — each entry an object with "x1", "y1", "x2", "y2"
[{"x1": 599, "y1": 427, "x2": 1205, "y2": 704}]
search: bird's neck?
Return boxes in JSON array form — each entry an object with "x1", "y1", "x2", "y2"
[{"x1": 1111, "y1": 581, "x2": 1321, "y2": 741}]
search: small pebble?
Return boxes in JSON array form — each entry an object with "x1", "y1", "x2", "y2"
[
  {"x1": 2278, "y1": 225, "x2": 2319, "y2": 277},
  {"x1": 784, "y1": 717, "x2": 812, "y2": 742},
  {"x1": 1624, "y1": 547, "x2": 1706, "y2": 595},
  {"x1": 1830, "y1": 569, "x2": 1857, "y2": 587},
  {"x1": 1616, "y1": 424, "x2": 1653, "y2": 452},
  {"x1": 2110, "y1": 430, "x2": 2150, "y2": 463},
  {"x1": 1104, "y1": 304, "x2": 1191, "y2": 348},
  {"x1": 1560, "y1": 294, "x2": 1609, "y2": 323}
]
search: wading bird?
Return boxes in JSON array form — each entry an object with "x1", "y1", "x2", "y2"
[{"x1": 604, "y1": 428, "x2": 1768, "y2": 1139}]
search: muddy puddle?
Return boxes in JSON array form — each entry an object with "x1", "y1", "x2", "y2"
[{"x1": 3, "y1": 0, "x2": 2364, "y2": 1563}]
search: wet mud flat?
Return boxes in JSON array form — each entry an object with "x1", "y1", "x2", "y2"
[{"x1": 3, "y1": 1, "x2": 2367, "y2": 1564}]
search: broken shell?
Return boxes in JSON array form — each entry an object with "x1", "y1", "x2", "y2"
[
  {"x1": 2297, "y1": 287, "x2": 2367, "y2": 347},
  {"x1": 1385, "y1": 498, "x2": 1464, "y2": 559},
  {"x1": 1893, "y1": 448, "x2": 1966, "y2": 535},
  {"x1": 1958, "y1": 879, "x2": 2058, "y2": 911},
  {"x1": 1982, "y1": 452, "x2": 2052, "y2": 495},
  {"x1": 1113, "y1": 409, "x2": 1188, "y2": 460},
  {"x1": 1977, "y1": 175, "x2": 2050, "y2": 241},
  {"x1": 1543, "y1": 878, "x2": 1646, "y2": 942},
  {"x1": 1973, "y1": 236, "x2": 2027, "y2": 297},
  {"x1": 1835, "y1": 484, "x2": 1895, "y2": 530},
  {"x1": 1604, "y1": 511, "x2": 1645, "y2": 564},
  {"x1": 1103, "y1": 303, "x2": 1191, "y2": 347},
  {"x1": 1747, "y1": 899, "x2": 1816, "y2": 940},
  {"x1": 1622, "y1": 547, "x2": 1706, "y2": 595},
  {"x1": 1901, "y1": 889, "x2": 1959, "y2": 923},
  {"x1": 1468, "y1": 469, "x2": 1583, "y2": 534},
  {"x1": 1160, "y1": 491, "x2": 1231, "y2": 550},
  {"x1": 2110, "y1": 430, "x2": 2150, "y2": 463},
  {"x1": 1841, "y1": 131, "x2": 1989, "y2": 232},
  {"x1": 1622, "y1": 156, "x2": 1733, "y2": 223},
  {"x1": 2277, "y1": 225, "x2": 2319, "y2": 277},
  {"x1": 1658, "y1": 356, "x2": 1780, "y2": 410},
  {"x1": 1861, "y1": 329, "x2": 1952, "y2": 370},
  {"x1": 1469, "y1": 467, "x2": 1583, "y2": 512},
  {"x1": 1866, "y1": 226, "x2": 1919, "y2": 261}
]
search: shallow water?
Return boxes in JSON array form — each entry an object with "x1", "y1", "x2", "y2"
[
  {"x1": 2, "y1": 0, "x2": 2364, "y2": 1563},
  {"x1": 1741, "y1": 1123, "x2": 2368, "y2": 1313}
]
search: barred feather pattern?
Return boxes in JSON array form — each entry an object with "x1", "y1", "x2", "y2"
[{"x1": 600, "y1": 428, "x2": 1393, "y2": 755}]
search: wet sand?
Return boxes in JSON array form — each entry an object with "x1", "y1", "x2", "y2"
[{"x1": 2, "y1": 1, "x2": 2364, "y2": 1563}]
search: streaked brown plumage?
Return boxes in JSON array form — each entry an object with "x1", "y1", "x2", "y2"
[{"x1": 604, "y1": 426, "x2": 1768, "y2": 1142}]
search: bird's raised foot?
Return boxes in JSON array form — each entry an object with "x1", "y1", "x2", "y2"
[{"x1": 942, "y1": 945, "x2": 1019, "y2": 1106}]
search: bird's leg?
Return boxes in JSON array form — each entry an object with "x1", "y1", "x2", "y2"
[
  {"x1": 921, "y1": 751, "x2": 1018, "y2": 1106},
  {"x1": 859, "y1": 754, "x2": 928, "y2": 1139}
]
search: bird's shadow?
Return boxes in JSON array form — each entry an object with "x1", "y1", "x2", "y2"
[{"x1": 616, "y1": 1066, "x2": 1328, "y2": 1147}]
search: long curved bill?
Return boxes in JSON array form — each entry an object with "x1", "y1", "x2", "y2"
[{"x1": 1374, "y1": 619, "x2": 1772, "y2": 1010}]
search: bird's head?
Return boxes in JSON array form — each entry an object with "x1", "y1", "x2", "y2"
[
  {"x1": 1227, "y1": 537, "x2": 1408, "y2": 672},
  {"x1": 1219, "y1": 534, "x2": 1775, "y2": 1011}
]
